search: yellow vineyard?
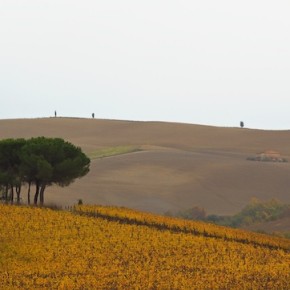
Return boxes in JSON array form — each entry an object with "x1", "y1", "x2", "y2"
[{"x1": 0, "y1": 204, "x2": 289, "y2": 289}]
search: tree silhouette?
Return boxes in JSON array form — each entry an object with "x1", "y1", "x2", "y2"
[
  {"x1": 0, "y1": 139, "x2": 26, "y2": 203},
  {"x1": 0, "y1": 137, "x2": 90, "y2": 205}
]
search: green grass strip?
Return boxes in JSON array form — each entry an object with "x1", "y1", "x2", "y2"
[{"x1": 88, "y1": 146, "x2": 141, "y2": 159}]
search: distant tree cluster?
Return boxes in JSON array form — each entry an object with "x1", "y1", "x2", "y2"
[
  {"x1": 0, "y1": 137, "x2": 90, "y2": 205},
  {"x1": 206, "y1": 198, "x2": 290, "y2": 228},
  {"x1": 171, "y1": 199, "x2": 290, "y2": 231},
  {"x1": 167, "y1": 206, "x2": 206, "y2": 220}
]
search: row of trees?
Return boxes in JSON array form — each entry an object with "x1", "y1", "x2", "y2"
[{"x1": 0, "y1": 137, "x2": 90, "y2": 205}]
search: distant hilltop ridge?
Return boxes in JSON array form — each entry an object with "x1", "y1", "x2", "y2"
[{"x1": 248, "y1": 150, "x2": 288, "y2": 162}]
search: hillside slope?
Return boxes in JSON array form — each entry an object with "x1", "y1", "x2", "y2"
[
  {"x1": 0, "y1": 204, "x2": 289, "y2": 289},
  {"x1": 1, "y1": 117, "x2": 290, "y2": 216}
]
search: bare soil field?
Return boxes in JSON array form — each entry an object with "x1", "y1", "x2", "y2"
[{"x1": 1, "y1": 117, "x2": 290, "y2": 218}]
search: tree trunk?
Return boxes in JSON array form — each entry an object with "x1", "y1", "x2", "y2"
[
  {"x1": 27, "y1": 181, "x2": 31, "y2": 205},
  {"x1": 34, "y1": 182, "x2": 40, "y2": 205},
  {"x1": 10, "y1": 185, "x2": 14, "y2": 204},
  {"x1": 39, "y1": 184, "x2": 46, "y2": 206},
  {"x1": 16, "y1": 185, "x2": 21, "y2": 204},
  {"x1": 4, "y1": 185, "x2": 8, "y2": 202}
]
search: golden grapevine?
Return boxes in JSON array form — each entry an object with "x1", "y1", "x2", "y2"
[{"x1": 0, "y1": 204, "x2": 289, "y2": 289}]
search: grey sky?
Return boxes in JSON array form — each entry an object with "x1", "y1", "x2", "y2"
[{"x1": 0, "y1": 1, "x2": 289, "y2": 129}]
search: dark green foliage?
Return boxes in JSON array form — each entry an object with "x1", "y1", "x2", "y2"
[
  {"x1": 232, "y1": 198, "x2": 289, "y2": 226},
  {"x1": 206, "y1": 198, "x2": 290, "y2": 228},
  {"x1": 172, "y1": 199, "x2": 290, "y2": 235},
  {"x1": 176, "y1": 206, "x2": 206, "y2": 220},
  {"x1": 0, "y1": 137, "x2": 90, "y2": 205},
  {"x1": 0, "y1": 138, "x2": 26, "y2": 203},
  {"x1": 21, "y1": 137, "x2": 90, "y2": 185}
]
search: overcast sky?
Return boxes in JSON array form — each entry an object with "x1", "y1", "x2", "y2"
[{"x1": 0, "y1": 1, "x2": 290, "y2": 129}]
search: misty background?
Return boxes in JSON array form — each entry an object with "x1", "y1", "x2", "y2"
[{"x1": 0, "y1": 0, "x2": 289, "y2": 129}]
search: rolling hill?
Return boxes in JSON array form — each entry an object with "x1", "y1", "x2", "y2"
[
  {"x1": 1, "y1": 117, "x2": 290, "y2": 218},
  {"x1": 0, "y1": 204, "x2": 289, "y2": 289}
]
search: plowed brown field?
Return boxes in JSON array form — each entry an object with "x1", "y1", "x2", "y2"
[{"x1": 1, "y1": 117, "x2": 290, "y2": 217}]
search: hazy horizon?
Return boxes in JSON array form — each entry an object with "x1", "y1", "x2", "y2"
[{"x1": 1, "y1": 1, "x2": 290, "y2": 130}]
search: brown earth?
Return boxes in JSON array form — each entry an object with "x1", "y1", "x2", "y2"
[{"x1": 1, "y1": 117, "x2": 290, "y2": 219}]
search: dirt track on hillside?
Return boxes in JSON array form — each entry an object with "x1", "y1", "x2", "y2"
[{"x1": 1, "y1": 117, "x2": 290, "y2": 216}]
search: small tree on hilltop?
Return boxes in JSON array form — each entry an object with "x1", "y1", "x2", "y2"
[{"x1": 240, "y1": 121, "x2": 244, "y2": 128}]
